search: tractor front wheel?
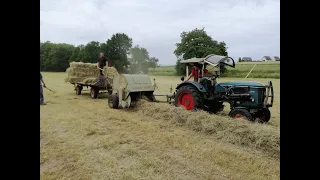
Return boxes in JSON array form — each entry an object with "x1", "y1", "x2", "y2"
[
  {"x1": 90, "y1": 87, "x2": 99, "y2": 99},
  {"x1": 174, "y1": 85, "x2": 203, "y2": 111},
  {"x1": 108, "y1": 94, "x2": 119, "y2": 109},
  {"x1": 229, "y1": 109, "x2": 254, "y2": 121},
  {"x1": 254, "y1": 108, "x2": 271, "y2": 123}
]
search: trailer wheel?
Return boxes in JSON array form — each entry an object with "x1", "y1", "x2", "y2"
[
  {"x1": 108, "y1": 94, "x2": 119, "y2": 109},
  {"x1": 75, "y1": 86, "x2": 82, "y2": 95},
  {"x1": 254, "y1": 108, "x2": 271, "y2": 123},
  {"x1": 229, "y1": 109, "x2": 254, "y2": 121},
  {"x1": 90, "y1": 87, "x2": 98, "y2": 99}
]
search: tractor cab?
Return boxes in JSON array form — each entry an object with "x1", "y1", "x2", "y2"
[{"x1": 179, "y1": 54, "x2": 235, "y2": 92}]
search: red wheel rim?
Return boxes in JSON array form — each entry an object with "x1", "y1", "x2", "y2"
[
  {"x1": 178, "y1": 92, "x2": 194, "y2": 110},
  {"x1": 235, "y1": 114, "x2": 243, "y2": 118}
]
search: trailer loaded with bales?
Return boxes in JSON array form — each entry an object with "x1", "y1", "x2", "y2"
[
  {"x1": 66, "y1": 54, "x2": 274, "y2": 123},
  {"x1": 65, "y1": 62, "x2": 116, "y2": 99},
  {"x1": 65, "y1": 62, "x2": 156, "y2": 101}
]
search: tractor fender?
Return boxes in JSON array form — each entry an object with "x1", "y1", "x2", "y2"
[{"x1": 176, "y1": 81, "x2": 207, "y2": 93}]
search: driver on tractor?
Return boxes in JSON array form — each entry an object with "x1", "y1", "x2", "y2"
[{"x1": 185, "y1": 63, "x2": 216, "y2": 83}]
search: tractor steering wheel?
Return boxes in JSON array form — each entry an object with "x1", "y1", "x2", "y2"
[{"x1": 202, "y1": 74, "x2": 218, "y2": 81}]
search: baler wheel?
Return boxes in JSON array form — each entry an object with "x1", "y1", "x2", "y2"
[{"x1": 108, "y1": 94, "x2": 119, "y2": 109}]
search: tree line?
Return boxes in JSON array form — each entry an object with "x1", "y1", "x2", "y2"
[
  {"x1": 40, "y1": 28, "x2": 229, "y2": 75},
  {"x1": 40, "y1": 33, "x2": 159, "y2": 74}
]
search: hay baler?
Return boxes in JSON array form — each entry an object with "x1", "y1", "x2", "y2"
[
  {"x1": 108, "y1": 74, "x2": 156, "y2": 109},
  {"x1": 163, "y1": 54, "x2": 274, "y2": 123}
]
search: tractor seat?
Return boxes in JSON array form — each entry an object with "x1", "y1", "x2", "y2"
[{"x1": 200, "y1": 79, "x2": 215, "y2": 93}]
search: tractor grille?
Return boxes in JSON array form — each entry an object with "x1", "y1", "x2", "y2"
[
  {"x1": 257, "y1": 88, "x2": 266, "y2": 103},
  {"x1": 232, "y1": 87, "x2": 249, "y2": 94}
]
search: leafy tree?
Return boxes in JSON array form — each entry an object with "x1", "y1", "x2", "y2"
[
  {"x1": 148, "y1": 57, "x2": 159, "y2": 69},
  {"x1": 84, "y1": 41, "x2": 101, "y2": 63},
  {"x1": 128, "y1": 45, "x2": 160, "y2": 73},
  {"x1": 174, "y1": 28, "x2": 228, "y2": 76},
  {"x1": 129, "y1": 45, "x2": 149, "y2": 73},
  {"x1": 77, "y1": 45, "x2": 90, "y2": 62},
  {"x1": 104, "y1": 33, "x2": 133, "y2": 73},
  {"x1": 70, "y1": 46, "x2": 80, "y2": 62},
  {"x1": 175, "y1": 58, "x2": 186, "y2": 76},
  {"x1": 238, "y1": 57, "x2": 242, "y2": 62}
]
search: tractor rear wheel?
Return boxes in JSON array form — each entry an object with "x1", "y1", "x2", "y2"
[
  {"x1": 90, "y1": 87, "x2": 98, "y2": 99},
  {"x1": 175, "y1": 85, "x2": 203, "y2": 111},
  {"x1": 255, "y1": 108, "x2": 271, "y2": 123},
  {"x1": 108, "y1": 94, "x2": 119, "y2": 109},
  {"x1": 229, "y1": 109, "x2": 254, "y2": 121}
]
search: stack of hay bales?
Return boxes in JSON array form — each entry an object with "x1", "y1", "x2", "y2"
[{"x1": 65, "y1": 62, "x2": 119, "y2": 86}]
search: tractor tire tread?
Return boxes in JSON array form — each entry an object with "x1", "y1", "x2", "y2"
[
  {"x1": 174, "y1": 85, "x2": 203, "y2": 110},
  {"x1": 256, "y1": 108, "x2": 271, "y2": 123},
  {"x1": 229, "y1": 108, "x2": 254, "y2": 121}
]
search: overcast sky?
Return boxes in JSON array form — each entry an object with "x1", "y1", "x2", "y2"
[{"x1": 40, "y1": 0, "x2": 280, "y2": 65}]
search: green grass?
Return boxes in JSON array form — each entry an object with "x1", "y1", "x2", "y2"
[
  {"x1": 41, "y1": 72, "x2": 280, "y2": 180},
  {"x1": 148, "y1": 61, "x2": 280, "y2": 78}
]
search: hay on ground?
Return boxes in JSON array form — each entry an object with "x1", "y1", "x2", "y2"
[{"x1": 134, "y1": 100, "x2": 280, "y2": 158}]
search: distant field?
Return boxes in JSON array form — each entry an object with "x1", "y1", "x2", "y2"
[{"x1": 149, "y1": 61, "x2": 280, "y2": 78}]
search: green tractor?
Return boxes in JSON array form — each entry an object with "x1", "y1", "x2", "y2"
[{"x1": 172, "y1": 54, "x2": 274, "y2": 123}]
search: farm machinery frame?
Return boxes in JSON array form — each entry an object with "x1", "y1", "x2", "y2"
[
  {"x1": 108, "y1": 54, "x2": 274, "y2": 123},
  {"x1": 71, "y1": 75, "x2": 113, "y2": 99}
]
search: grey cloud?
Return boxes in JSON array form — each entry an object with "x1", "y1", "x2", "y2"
[{"x1": 40, "y1": 0, "x2": 280, "y2": 64}]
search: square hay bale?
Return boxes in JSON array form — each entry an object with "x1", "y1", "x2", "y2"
[
  {"x1": 65, "y1": 62, "x2": 119, "y2": 85},
  {"x1": 104, "y1": 66, "x2": 119, "y2": 80}
]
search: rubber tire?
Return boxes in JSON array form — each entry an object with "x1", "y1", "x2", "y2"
[
  {"x1": 90, "y1": 87, "x2": 98, "y2": 99},
  {"x1": 108, "y1": 94, "x2": 119, "y2": 109},
  {"x1": 229, "y1": 109, "x2": 254, "y2": 121},
  {"x1": 255, "y1": 108, "x2": 271, "y2": 123},
  {"x1": 174, "y1": 85, "x2": 203, "y2": 110},
  {"x1": 76, "y1": 86, "x2": 82, "y2": 95}
]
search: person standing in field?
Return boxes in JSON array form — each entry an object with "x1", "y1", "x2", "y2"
[
  {"x1": 40, "y1": 72, "x2": 46, "y2": 105},
  {"x1": 96, "y1": 52, "x2": 108, "y2": 75}
]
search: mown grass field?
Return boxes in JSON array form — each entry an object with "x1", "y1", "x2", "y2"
[
  {"x1": 148, "y1": 61, "x2": 280, "y2": 78},
  {"x1": 40, "y1": 72, "x2": 280, "y2": 180}
]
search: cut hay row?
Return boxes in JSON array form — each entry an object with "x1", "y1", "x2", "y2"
[
  {"x1": 135, "y1": 100, "x2": 280, "y2": 158},
  {"x1": 65, "y1": 62, "x2": 119, "y2": 85}
]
